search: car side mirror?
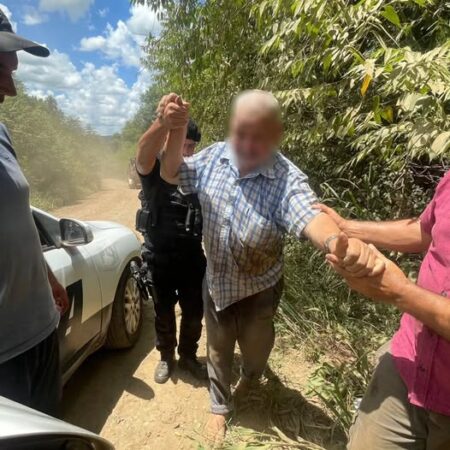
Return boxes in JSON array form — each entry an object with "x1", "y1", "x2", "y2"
[{"x1": 59, "y1": 219, "x2": 93, "y2": 247}]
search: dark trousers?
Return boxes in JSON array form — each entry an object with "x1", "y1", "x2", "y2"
[
  {"x1": 204, "y1": 278, "x2": 283, "y2": 414},
  {"x1": 145, "y1": 245, "x2": 206, "y2": 360},
  {"x1": 0, "y1": 329, "x2": 61, "y2": 417}
]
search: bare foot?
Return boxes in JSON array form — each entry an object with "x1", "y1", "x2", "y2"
[{"x1": 204, "y1": 413, "x2": 226, "y2": 448}]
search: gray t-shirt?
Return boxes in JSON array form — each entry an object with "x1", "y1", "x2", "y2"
[{"x1": 0, "y1": 123, "x2": 58, "y2": 364}]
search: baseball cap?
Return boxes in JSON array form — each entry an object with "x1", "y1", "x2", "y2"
[{"x1": 0, "y1": 8, "x2": 49, "y2": 57}]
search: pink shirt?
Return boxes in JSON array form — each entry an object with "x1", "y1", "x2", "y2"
[{"x1": 391, "y1": 171, "x2": 450, "y2": 416}]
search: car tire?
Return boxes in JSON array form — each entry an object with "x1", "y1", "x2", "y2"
[{"x1": 105, "y1": 262, "x2": 143, "y2": 349}]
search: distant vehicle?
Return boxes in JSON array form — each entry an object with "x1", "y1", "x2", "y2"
[
  {"x1": 0, "y1": 395, "x2": 114, "y2": 450},
  {"x1": 127, "y1": 158, "x2": 141, "y2": 189},
  {"x1": 33, "y1": 208, "x2": 143, "y2": 383}
]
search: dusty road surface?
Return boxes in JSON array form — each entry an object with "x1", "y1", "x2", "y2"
[
  {"x1": 54, "y1": 179, "x2": 344, "y2": 450},
  {"x1": 54, "y1": 179, "x2": 210, "y2": 449}
]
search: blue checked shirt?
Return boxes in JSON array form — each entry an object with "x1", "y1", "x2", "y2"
[{"x1": 179, "y1": 141, "x2": 319, "y2": 310}]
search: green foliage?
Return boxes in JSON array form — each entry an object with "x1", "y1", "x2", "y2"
[
  {"x1": 132, "y1": 0, "x2": 450, "y2": 437},
  {"x1": 116, "y1": 84, "x2": 164, "y2": 166},
  {"x1": 0, "y1": 82, "x2": 114, "y2": 210}
]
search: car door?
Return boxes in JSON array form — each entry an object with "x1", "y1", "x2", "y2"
[{"x1": 33, "y1": 210, "x2": 103, "y2": 372}]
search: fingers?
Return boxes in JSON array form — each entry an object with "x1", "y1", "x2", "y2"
[
  {"x1": 313, "y1": 203, "x2": 331, "y2": 214},
  {"x1": 370, "y1": 256, "x2": 386, "y2": 277},
  {"x1": 55, "y1": 292, "x2": 69, "y2": 315},
  {"x1": 328, "y1": 243, "x2": 386, "y2": 279},
  {"x1": 332, "y1": 232, "x2": 349, "y2": 259},
  {"x1": 342, "y1": 240, "x2": 369, "y2": 274},
  {"x1": 326, "y1": 259, "x2": 350, "y2": 279}
]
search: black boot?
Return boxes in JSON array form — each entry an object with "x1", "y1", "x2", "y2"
[
  {"x1": 178, "y1": 355, "x2": 208, "y2": 380},
  {"x1": 154, "y1": 356, "x2": 175, "y2": 384}
]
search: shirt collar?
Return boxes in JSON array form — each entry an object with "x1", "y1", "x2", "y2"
[{"x1": 220, "y1": 142, "x2": 276, "y2": 179}]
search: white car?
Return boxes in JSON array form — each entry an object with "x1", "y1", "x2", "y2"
[
  {"x1": 0, "y1": 396, "x2": 114, "y2": 449},
  {"x1": 32, "y1": 208, "x2": 144, "y2": 383}
]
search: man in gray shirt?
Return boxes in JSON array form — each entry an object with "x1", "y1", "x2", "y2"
[{"x1": 0, "y1": 9, "x2": 69, "y2": 416}]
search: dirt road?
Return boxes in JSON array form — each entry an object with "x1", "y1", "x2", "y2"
[
  {"x1": 55, "y1": 179, "x2": 344, "y2": 450},
  {"x1": 55, "y1": 179, "x2": 210, "y2": 449}
]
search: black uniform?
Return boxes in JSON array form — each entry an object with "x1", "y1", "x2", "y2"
[{"x1": 137, "y1": 159, "x2": 206, "y2": 360}]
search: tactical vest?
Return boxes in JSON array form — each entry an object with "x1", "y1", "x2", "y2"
[{"x1": 136, "y1": 180, "x2": 203, "y2": 242}]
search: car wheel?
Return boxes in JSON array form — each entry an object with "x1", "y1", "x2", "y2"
[{"x1": 105, "y1": 262, "x2": 143, "y2": 349}]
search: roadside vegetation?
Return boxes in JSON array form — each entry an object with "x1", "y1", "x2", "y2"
[
  {"x1": 131, "y1": 0, "x2": 450, "y2": 445},
  {"x1": 0, "y1": 82, "x2": 115, "y2": 210}
]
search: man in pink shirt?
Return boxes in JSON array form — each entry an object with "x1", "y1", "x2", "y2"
[{"x1": 317, "y1": 170, "x2": 450, "y2": 449}]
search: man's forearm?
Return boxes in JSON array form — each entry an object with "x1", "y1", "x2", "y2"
[
  {"x1": 160, "y1": 125, "x2": 186, "y2": 185},
  {"x1": 396, "y1": 282, "x2": 450, "y2": 341},
  {"x1": 136, "y1": 120, "x2": 168, "y2": 175},
  {"x1": 46, "y1": 262, "x2": 57, "y2": 284},
  {"x1": 304, "y1": 213, "x2": 342, "y2": 253},
  {"x1": 342, "y1": 219, "x2": 430, "y2": 253}
]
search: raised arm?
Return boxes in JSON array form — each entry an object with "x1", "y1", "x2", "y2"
[
  {"x1": 315, "y1": 204, "x2": 431, "y2": 254},
  {"x1": 160, "y1": 97, "x2": 189, "y2": 185},
  {"x1": 135, "y1": 94, "x2": 177, "y2": 175}
]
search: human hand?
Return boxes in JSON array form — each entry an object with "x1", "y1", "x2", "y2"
[
  {"x1": 50, "y1": 278, "x2": 70, "y2": 315},
  {"x1": 313, "y1": 203, "x2": 348, "y2": 230},
  {"x1": 156, "y1": 93, "x2": 178, "y2": 120},
  {"x1": 328, "y1": 245, "x2": 410, "y2": 304},
  {"x1": 327, "y1": 232, "x2": 385, "y2": 277},
  {"x1": 162, "y1": 95, "x2": 190, "y2": 130}
]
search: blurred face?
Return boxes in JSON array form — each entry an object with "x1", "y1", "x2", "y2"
[
  {"x1": 183, "y1": 138, "x2": 197, "y2": 157},
  {"x1": 229, "y1": 109, "x2": 282, "y2": 173},
  {"x1": 0, "y1": 52, "x2": 18, "y2": 103}
]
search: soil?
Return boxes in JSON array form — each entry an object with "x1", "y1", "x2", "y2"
[{"x1": 54, "y1": 179, "x2": 344, "y2": 450}]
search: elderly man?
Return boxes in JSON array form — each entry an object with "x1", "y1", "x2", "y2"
[
  {"x1": 319, "y1": 170, "x2": 450, "y2": 450},
  {"x1": 0, "y1": 10, "x2": 69, "y2": 416},
  {"x1": 160, "y1": 90, "x2": 384, "y2": 438}
]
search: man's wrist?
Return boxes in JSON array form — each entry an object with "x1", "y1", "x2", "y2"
[
  {"x1": 155, "y1": 112, "x2": 168, "y2": 129},
  {"x1": 340, "y1": 219, "x2": 355, "y2": 236},
  {"x1": 392, "y1": 278, "x2": 415, "y2": 307}
]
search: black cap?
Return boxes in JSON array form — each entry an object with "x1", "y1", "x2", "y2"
[
  {"x1": 0, "y1": 9, "x2": 49, "y2": 57},
  {"x1": 186, "y1": 119, "x2": 201, "y2": 142}
]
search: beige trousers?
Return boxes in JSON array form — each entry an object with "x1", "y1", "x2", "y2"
[{"x1": 348, "y1": 344, "x2": 450, "y2": 450}]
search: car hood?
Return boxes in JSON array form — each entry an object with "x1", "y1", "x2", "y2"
[
  {"x1": 85, "y1": 220, "x2": 127, "y2": 230},
  {"x1": 0, "y1": 397, "x2": 113, "y2": 449}
]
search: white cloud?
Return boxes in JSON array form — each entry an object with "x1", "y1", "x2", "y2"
[
  {"x1": 5, "y1": 2, "x2": 153, "y2": 135},
  {"x1": 39, "y1": 0, "x2": 94, "y2": 22},
  {"x1": 98, "y1": 8, "x2": 109, "y2": 18},
  {"x1": 23, "y1": 7, "x2": 49, "y2": 26},
  {"x1": 127, "y1": 4, "x2": 162, "y2": 36},
  {"x1": 80, "y1": 21, "x2": 142, "y2": 67},
  {"x1": 0, "y1": 3, "x2": 17, "y2": 31},
  {"x1": 79, "y1": 5, "x2": 161, "y2": 68},
  {"x1": 17, "y1": 50, "x2": 151, "y2": 135}
]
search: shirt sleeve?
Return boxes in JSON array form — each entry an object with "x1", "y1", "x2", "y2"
[
  {"x1": 276, "y1": 172, "x2": 320, "y2": 237},
  {"x1": 0, "y1": 123, "x2": 16, "y2": 159},
  {"x1": 420, "y1": 199, "x2": 436, "y2": 236},
  {"x1": 420, "y1": 171, "x2": 450, "y2": 235},
  {"x1": 179, "y1": 143, "x2": 217, "y2": 194}
]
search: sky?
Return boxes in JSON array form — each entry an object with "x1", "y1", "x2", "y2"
[{"x1": 1, "y1": 0, "x2": 161, "y2": 135}]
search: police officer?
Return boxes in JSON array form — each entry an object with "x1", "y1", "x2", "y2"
[{"x1": 136, "y1": 94, "x2": 207, "y2": 384}]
